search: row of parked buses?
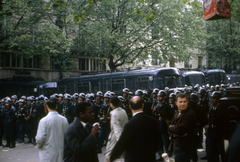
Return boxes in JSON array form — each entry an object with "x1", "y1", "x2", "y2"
[{"x1": 0, "y1": 68, "x2": 237, "y2": 98}]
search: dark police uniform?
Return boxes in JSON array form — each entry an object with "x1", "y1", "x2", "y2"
[
  {"x1": 93, "y1": 100, "x2": 102, "y2": 123},
  {"x1": 143, "y1": 98, "x2": 152, "y2": 116},
  {"x1": 198, "y1": 97, "x2": 209, "y2": 148},
  {"x1": 57, "y1": 100, "x2": 64, "y2": 114},
  {"x1": 97, "y1": 102, "x2": 109, "y2": 152},
  {"x1": 24, "y1": 103, "x2": 32, "y2": 143},
  {"x1": 62, "y1": 102, "x2": 75, "y2": 124},
  {"x1": 207, "y1": 103, "x2": 225, "y2": 162},
  {"x1": 17, "y1": 105, "x2": 26, "y2": 142},
  {"x1": 153, "y1": 101, "x2": 172, "y2": 157},
  {"x1": 4, "y1": 105, "x2": 16, "y2": 147},
  {"x1": 29, "y1": 103, "x2": 39, "y2": 145},
  {"x1": 189, "y1": 100, "x2": 201, "y2": 162},
  {"x1": 123, "y1": 98, "x2": 132, "y2": 119},
  {"x1": 0, "y1": 105, "x2": 5, "y2": 146}
]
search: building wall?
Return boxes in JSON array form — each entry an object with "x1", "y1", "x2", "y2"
[{"x1": 0, "y1": 52, "x2": 110, "y2": 81}]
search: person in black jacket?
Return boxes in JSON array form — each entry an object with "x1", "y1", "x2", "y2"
[
  {"x1": 62, "y1": 94, "x2": 75, "y2": 124},
  {"x1": 109, "y1": 96, "x2": 159, "y2": 162},
  {"x1": 3, "y1": 99, "x2": 16, "y2": 148},
  {"x1": 64, "y1": 102, "x2": 99, "y2": 162},
  {"x1": 17, "y1": 99, "x2": 26, "y2": 143},
  {"x1": 0, "y1": 99, "x2": 5, "y2": 146},
  {"x1": 153, "y1": 90, "x2": 172, "y2": 161},
  {"x1": 207, "y1": 91, "x2": 225, "y2": 162},
  {"x1": 168, "y1": 93, "x2": 197, "y2": 162}
]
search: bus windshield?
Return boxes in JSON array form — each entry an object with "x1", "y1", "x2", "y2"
[
  {"x1": 189, "y1": 75, "x2": 205, "y2": 86},
  {"x1": 164, "y1": 75, "x2": 182, "y2": 88}
]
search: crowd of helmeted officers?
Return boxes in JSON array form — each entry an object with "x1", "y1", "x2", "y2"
[{"x1": 0, "y1": 83, "x2": 232, "y2": 162}]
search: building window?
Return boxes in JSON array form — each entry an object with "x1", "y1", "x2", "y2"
[
  {"x1": 11, "y1": 54, "x2": 21, "y2": 67},
  {"x1": 50, "y1": 56, "x2": 59, "y2": 70},
  {"x1": 0, "y1": 52, "x2": 11, "y2": 67},
  {"x1": 184, "y1": 61, "x2": 190, "y2": 68},
  {"x1": 152, "y1": 55, "x2": 158, "y2": 65},
  {"x1": 23, "y1": 55, "x2": 33, "y2": 68},
  {"x1": 33, "y1": 55, "x2": 41, "y2": 68},
  {"x1": 169, "y1": 61, "x2": 175, "y2": 67},
  {"x1": 101, "y1": 60, "x2": 106, "y2": 70},
  {"x1": 198, "y1": 57, "x2": 203, "y2": 68},
  {"x1": 79, "y1": 58, "x2": 89, "y2": 71}
]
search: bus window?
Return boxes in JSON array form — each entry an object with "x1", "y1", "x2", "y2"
[
  {"x1": 126, "y1": 77, "x2": 136, "y2": 92},
  {"x1": 156, "y1": 77, "x2": 164, "y2": 89},
  {"x1": 136, "y1": 77, "x2": 149, "y2": 90},
  {"x1": 78, "y1": 82, "x2": 89, "y2": 93},
  {"x1": 112, "y1": 78, "x2": 124, "y2": 92},
  {"x1": 189, "y1": 75, "x2": 205, "y2": 86},
  {"x1": 164, "y1": 76, "x2": 182, "y2": 88},
  {"x1": 91, "y1": 80, "x2": 100, "y2": 93},
  {"x1": 66, "y1": 82, "x2": 75, "y2": 94},
  {"x1": 102, "y1": 79, "x2": 112, "y2": 92}
]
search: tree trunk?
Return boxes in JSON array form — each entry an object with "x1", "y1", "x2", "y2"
[
  {"x1": 108, "y1": 55, "x2": 117, "y2": 72},
  {"x1": 58, "y1": 54, "x2": 63, "y2": 80}
]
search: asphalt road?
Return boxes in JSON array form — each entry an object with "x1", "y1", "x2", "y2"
[{"x1": 0, "y1": 139, "x2": 209, "y2": 162}]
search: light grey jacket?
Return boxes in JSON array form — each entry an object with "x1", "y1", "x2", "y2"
[
  {"x1": 105, "y1": 107, "x2": 128, "y2": 161},
  {"x1": 36, "y1": 111, "x2": 69, "y2": 162}
]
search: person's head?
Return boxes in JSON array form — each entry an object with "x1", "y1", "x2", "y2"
[
  {"x1": 175, "y1": 93, "x2": 188, "y2": 112},
  {"x1": 78, "y1": 97, "x2": 84, "y2": 102},
  {"x1": 129, "y1": 96, "x2": 144, "y2": 111},
  {"x1": 211, "y1": 91, "x2": 220, "y2": 105},
  {"x1": 110, "y1": 97, "x2": 120, "y2": 109},
  {"x1": 123, "y1": 92, "x2": 128, "y2": 98},
  {"x1": 75, "y1": 102, "x2": 94, "y2": 122},
  {"x1": 104, "y1": 97, "x2": 110, "y2": 103},
  {"x1": 59, "y1": 96, "x2": 63, "y2": 101},
  {"x1": 46, "y1": 99, "x2": 58, "y2": 110},
  {"x1": 5, "y1": 103, "x2": 10, "y2": 107},
  {"x1": 152, "y1": 93, "x2": 157, "y2": 98},
  {"x1": 18, "y1": 101, "x2": 23, "y2": 106},
  {"x1": 65, "y1": 99, "x2": 70, "y2": 104},
  {"x1": 157, "y1": 90, "x2": 166, "y2": 102},
  {"x1": 11, "y1": 98, "x2": 16, "y2": 102},
  {"x1": 122, "y1": 88, "x2": 129, "y2": 98}
]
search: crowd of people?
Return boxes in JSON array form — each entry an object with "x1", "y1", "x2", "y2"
[{"x1": 0, "y1": 83, "x2": 236, "y2": 162}]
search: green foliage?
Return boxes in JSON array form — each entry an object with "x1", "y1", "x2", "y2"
[
  {"x1": 205, "y1": 0, "x2": 240, "y2": 72},
  {"x1": 74, "y1": 0, "x2": 205, "y2": 70},
  {"x1": 0, "y1": 0, "x2": 205, "y2": 73}
]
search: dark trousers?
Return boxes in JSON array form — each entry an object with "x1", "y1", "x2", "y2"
[
  {"x1": 26, "y1": 123, "x2": 32, "y2": 141},
  {"x1": 97, "y1": 125, "x2": 106, "y2": 149},
  {"x1": 175, "y1": 147, "x2": 191, "y2": 162},
  {"x1": 0, "y1": 124, "x2": 3, "y2": 145},
  {"x1": 191, "y1": 135, "x2": 198, "y2": 162},
  {"x1": 18, "y1": 123, "x2": 25, "y2": 140},
  {"x1": 207, "y1": 138, "x2": 225, "y2": 162},
  {"x1": 6, "y1": 137, "x2": 15, "y2": 147},
  {"x1": 158, "y1": 132, "x2": 171, "y2": 156},
  {"x1": 198, "y1": 127, "x2": 203, "y2": 148},
  {"x1": 30, "y1": 121, "x2": 38, "y2": 141}
]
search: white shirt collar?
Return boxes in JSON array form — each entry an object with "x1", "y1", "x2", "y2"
[
  {"x1": 80, "y1": 121, "x2": 87, "y2": 127},
  {"x1": 133, "y1": 111, "x2": 143, "y2": 116}
]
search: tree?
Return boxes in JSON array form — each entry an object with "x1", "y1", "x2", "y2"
[
  {"x1": 205, "y1": 0, "x2": 240, "y2": 72},
  {"x1": 74, "y1": 0, "x2": 204, "y2": 71}
]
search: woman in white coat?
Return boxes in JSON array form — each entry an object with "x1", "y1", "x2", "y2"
[{"x1": 105, "y1": 96, "x2": 128, "y2": 162}]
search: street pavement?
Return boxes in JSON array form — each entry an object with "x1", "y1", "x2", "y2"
[{"x1": 0, "y1": 139, "x2": 208, "y2": 162}]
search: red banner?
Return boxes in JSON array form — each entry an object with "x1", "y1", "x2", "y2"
[{"x1": 203, "y1": 0, "x2": 231, "y2": 21}]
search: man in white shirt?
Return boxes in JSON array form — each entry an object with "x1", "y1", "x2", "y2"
[
  {"x1": 36, "y1": 98, "x2": 69, "y2": 162},
  {"x1": 105, "y1": 97, "x2": 128, "y2": 162}
]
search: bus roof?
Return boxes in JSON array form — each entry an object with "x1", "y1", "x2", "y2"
[{"x1": 58, "y1": 68, "x2": 181, "y2": 84}]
